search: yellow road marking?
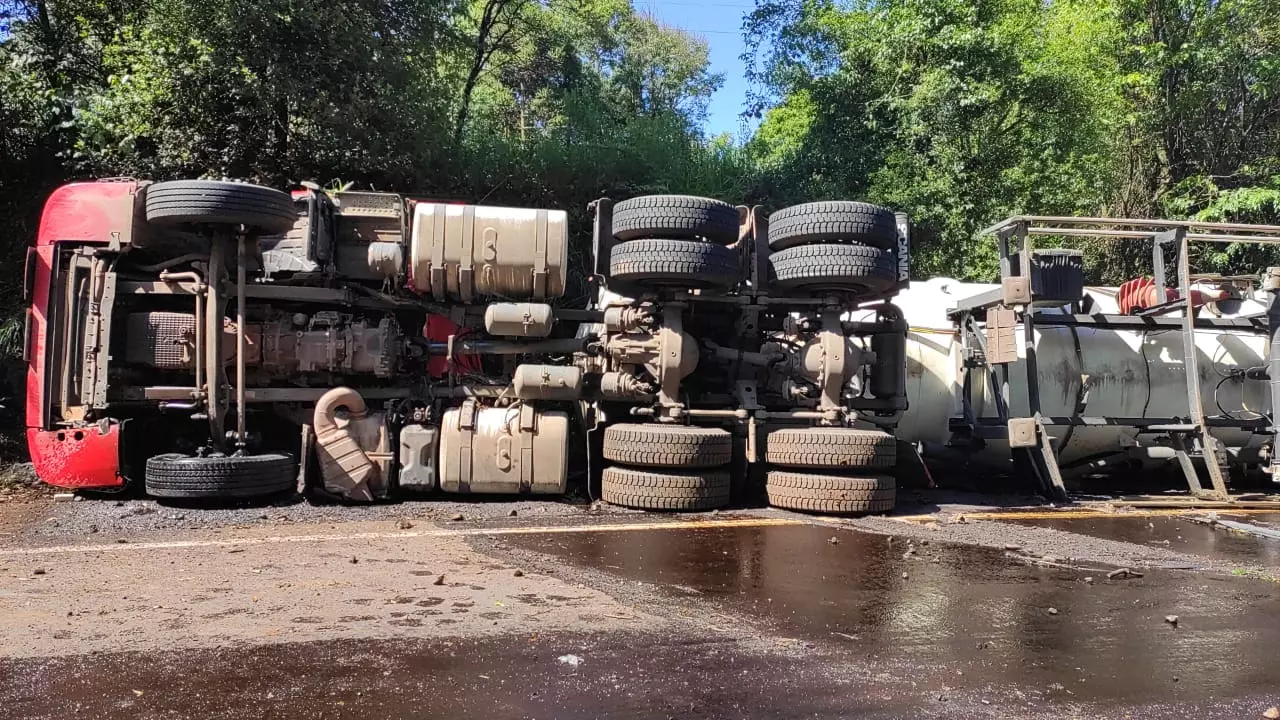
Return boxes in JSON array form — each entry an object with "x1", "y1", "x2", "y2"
[
  {"x1": 0, "y1": 517, "x2": 804, "y2": 557},
  {"x1": 894, "y1": 507, "x2": 1280, "y2": 522}
]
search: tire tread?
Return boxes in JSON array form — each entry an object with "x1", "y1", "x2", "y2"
[
  {"x1": 613, "y1": 195, "x2": 738, "y2": 244},
  {"x1": 766, "y1": 428, "x2": 896, "y2": 469},
  {"x1": 601, "y1": 467, "x2": 730, "y2": 511},
  {"x1": 603, "y1": 424, "x2": 732, "y2": 468},
  {"x1": 145, "y1": 180, "x2": 296, "y2": 235},
  {"x1": 768, "y1": 201, "x2": 897, "y2": 250},
  {"x1": 769, "y1": 243, "x2": 895, "y2": 294},
  {"x1": 610, "y1": 238, "x2": 739, "y2": 289},
  {"x1": 766, "y1": 471, "x2": 896, "y2": 514},
  {"x1": 145, "y1": 453, "x2": 296, "y2": 499}
]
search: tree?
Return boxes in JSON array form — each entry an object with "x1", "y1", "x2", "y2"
[
  {"x1": 745, "y1": 0, "x2": 1128, "y2": 278},
  {"x1": 608, "y1": 14, "x2": 722, "y2": 126},
  {"x1": 454, "y1": 0, "x2": 533, "y2": 146}
]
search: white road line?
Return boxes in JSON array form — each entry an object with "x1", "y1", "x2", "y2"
[{"x1": 0, "y1": 517, "x2": 804, "y2": 557}]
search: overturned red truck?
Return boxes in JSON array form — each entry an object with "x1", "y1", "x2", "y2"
[{"x1": 24, "y1": 180, "x2": 910, "y2": 513}]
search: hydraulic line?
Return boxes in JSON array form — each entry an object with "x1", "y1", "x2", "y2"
[
  {"x1": 235, "y1": 236, "x2": 247, "y2": 449},
  {"x1": 205, "y1": 238, "x2": 225, "y2": 444}
]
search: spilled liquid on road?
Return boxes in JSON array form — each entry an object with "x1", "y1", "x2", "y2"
[{"x1": 508, "y1": 523, "x2": 1280, "y2": 703}]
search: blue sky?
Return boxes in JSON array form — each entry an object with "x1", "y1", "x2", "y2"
[{"x1": 636, "y1": 0, "x2": 760, "y2": 139}]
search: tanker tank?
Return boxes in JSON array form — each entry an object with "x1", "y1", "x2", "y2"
[{"x1": 887, "y1": 278, "x2": 1271, "y2": 469}]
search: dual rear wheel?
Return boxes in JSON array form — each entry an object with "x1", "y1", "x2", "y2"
[
  {"x1": 599, "y1": 424, "x2": 898, "y2": 515},
  {"x1": 601, "y1": 424, "x2": 733, "y2": 510},
  {"x1": 763, "y1": 428, "x2": 897, "y2": 515},
  {"x1": 607, "y1": 195, "x2": 742, "y2": 292},
  {"x1": 766, "y1": 201, "x2": 900, "y2": 296},
  {"x1": 606, "y1": 196, "x2": 903, "y2": 296}
]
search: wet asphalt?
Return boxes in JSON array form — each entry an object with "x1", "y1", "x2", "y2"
[
  {"x1": 4, "y1": 515, "x2": 1280, "y2": 719},
  {"x1": 1007, "y1": 512, "x2": 1280, "y2": 568},
  {"x1": 499, "y1": 523, "x2": 1280, "y2": 707}
]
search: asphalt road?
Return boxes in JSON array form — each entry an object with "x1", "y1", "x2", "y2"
[{"x1": 2, "y1": 493, "x2": 1279, "y2": 719}]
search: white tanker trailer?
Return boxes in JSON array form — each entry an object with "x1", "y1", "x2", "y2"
[
  {"x1": 869, "y1": 214, "x2": 1280, "y2": 497},
  {"x1": 885, "y1": 276, "x2": 1275, "y2": 481},
  {"x1": 880, "y1": 270, "x2": 1280, "y2": 499}
]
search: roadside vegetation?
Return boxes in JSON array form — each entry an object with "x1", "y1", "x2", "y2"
[{"x1": 1, "y1": 0, "x2": 1278, "y2": 458}]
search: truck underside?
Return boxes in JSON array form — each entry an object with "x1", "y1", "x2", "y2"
[{"x1": 26, "y1": 180, "x2": 910, "y2": 513}]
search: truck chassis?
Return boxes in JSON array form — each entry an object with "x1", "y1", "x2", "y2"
[{"x1": 25, "y1": 179, "x2": 910, "y2": 514}]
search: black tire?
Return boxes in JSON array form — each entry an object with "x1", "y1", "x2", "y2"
[
  {"x1": 601, "y1": 466, "x2": 731, "y2": 511},
  {"x1": 145, "y1": 453, "x2": 297, "y2": 499},
  {"x1": 766, "y1": 472, "x2": 895, "y2": 515},
  {"x1": 768, "y1": 201, "x2": 897, "y2": 250},
  {"x1": 145, "y1": 180, "x2": 297, "y2": 235},
  {"x1": 769, "y1": 243, "x2": 896, "y2": 294},
  {"x1": 603, "y1": 424, "x2": 732, "y2": 468},
  {"x1": 766, "y1": 428, "x2": 896, "y2": 470},
  {"x1": 609, "y1": 237, "x2": 740, "y2": 290},
  {"x1": 612, "y1": 195, "x2": 739, "y2": 244}
]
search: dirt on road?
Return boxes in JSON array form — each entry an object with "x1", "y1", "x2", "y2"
[{"x1": 3, "y1": 490, "x2": 1280, "y2": 719}]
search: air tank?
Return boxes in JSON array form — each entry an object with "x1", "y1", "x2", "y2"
[{"x1": 891, "y1": 278, "x2": 1270, "y2": 465}]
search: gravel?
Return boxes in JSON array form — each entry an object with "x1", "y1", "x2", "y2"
[{"x1": 19, "y1": 492, "x2": 621, "y2": 541}]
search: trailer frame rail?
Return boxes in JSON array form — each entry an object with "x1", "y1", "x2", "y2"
[{"x1": 948, "y1": 216, "x2": 1280, "y2": 502}]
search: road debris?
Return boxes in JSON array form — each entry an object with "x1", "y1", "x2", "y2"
[
  {"x1": 1047, "y1": 607, "x2": 1059, "y2": 615},
  {"x1": 557, "y1": 654, "x2": 583, "y2": 668},
  {"x1": 1164, "y1": 615, "x2": 1179, "y2": 626},
  {"x1": 1190, "y1": 515, "x2": 1280, "y2": 541},
  {"x1": 1107, "y1": 568, "x2": 1142, "y2": 579},
  {"x1": 433, "y1": 575, "x2": 446, "y2": 586},
  {"x1": 396, "y1": 519, "x2": 414, "y2": 530},
  {"x1": 1262, "y1": 707, "x2": 1280, "y2": 719}
]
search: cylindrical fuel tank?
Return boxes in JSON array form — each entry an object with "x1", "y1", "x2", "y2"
[
  {"x1": 438, "y1": 404, "x2": 568, "y2": 494},
  {"x1": 891, "y1": 278, "x2": 1270, "y2": 465},
  {"x1": 409, "y1": 203, "x2": 568, "y2": 301}
]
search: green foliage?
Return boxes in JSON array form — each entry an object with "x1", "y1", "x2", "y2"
[
  {"x1": 4, "y1": 0, "x2": 1280, "y2": 464},
  {"x1": 746, "y1": 0, "x2": 1129, "y2": 279},
  {"x1": 0, "y1": 0, "x2": 737, "y2": 323},
  {"x1": 66, "y1": 0, "x2": 455, "y2": 184},
  {"x1": 4, "y1": 0, "x2": 1280, "y2": 300},
  {"x1": 743, "y1": 0, "x2": 1280, "y2": 283}
]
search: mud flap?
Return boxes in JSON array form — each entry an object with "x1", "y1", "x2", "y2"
[{"x1": 27, "y1": 422, "x2": 124, "y2": 489}]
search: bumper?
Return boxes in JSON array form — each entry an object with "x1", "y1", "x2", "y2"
[{"x1": 27, "y1": 424, "x2": 124, "y2": 489}]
